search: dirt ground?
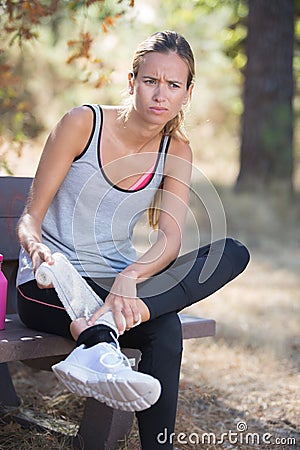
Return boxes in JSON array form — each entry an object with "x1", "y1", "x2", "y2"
[{"x1": 0, "y1": 148, "x2": 299, "y2": 449}]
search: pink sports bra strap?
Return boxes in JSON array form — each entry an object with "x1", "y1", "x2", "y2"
[{"x1": 128, "y1": 161, "x2": 156, "y2": 191}]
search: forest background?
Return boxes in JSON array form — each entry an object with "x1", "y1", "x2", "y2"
[{"x1": 0, "y1": 1, "x2": 299, "y2": 449}]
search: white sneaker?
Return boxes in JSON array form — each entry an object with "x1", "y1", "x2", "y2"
[{"x1": 52, "y1": 342, "x2": 161, "y2": 411}]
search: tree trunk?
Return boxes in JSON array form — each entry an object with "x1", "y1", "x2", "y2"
[{"x1": 236, "y1": 0, "x2": 295, "y2": 192}]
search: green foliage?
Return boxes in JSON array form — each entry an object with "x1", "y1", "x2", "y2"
[
  {"x1": 0, "y1": 159, "x2": 13, "y2": 175},
  {"x1": 161, "y1": 0, "x2": 248, "y2": 71},
  {"x1": 0, "y1": 0, "x2": 298, "y2": 187},
  {"x1": 0, "y1": 0, "x2": 133, "y2": 173},
  {"x1": 294, "y1": 4, "x2": 300, "y2": 104}
]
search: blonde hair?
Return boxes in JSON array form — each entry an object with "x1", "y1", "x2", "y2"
[{"x1": 123, "y1": 31, "x2": 195, "y2": 228}]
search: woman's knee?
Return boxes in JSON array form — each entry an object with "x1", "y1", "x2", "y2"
[{"x1": 223, "y1": 237, "x2": 250, "y2": 277}]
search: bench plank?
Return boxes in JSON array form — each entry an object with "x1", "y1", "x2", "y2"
[
  {"x1": 0, "y1": 313, "x2": 215, "y2": 363},
  {"x1": 180, "y1": 314, "x2": 215, "y2": 339},
  {"x1": 0, "y1": 315, "x2": 74, "y2": 363}
]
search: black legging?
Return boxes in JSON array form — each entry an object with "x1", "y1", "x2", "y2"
[{"x1": 17, "y1": 238, "x2": 250, "y2": 450}]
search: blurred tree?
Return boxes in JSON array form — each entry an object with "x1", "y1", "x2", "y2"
[
  {"x1": 0, "y1": 0, "x2": 133, "y2": 173},
  {"x1": 161, "y1": 0, "x2": 298, "y2": 192},
  {"x1": 236, "y1": 0, "x2": 295, "y2": 193}
]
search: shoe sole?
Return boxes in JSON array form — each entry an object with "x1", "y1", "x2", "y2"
[{"x1": 52, "y1": 361, "x2": 161, "y2": 412}]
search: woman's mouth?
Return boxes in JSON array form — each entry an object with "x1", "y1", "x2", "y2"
[{"x1": 149, "y1": 106, "x2": 168, "y2": 115}]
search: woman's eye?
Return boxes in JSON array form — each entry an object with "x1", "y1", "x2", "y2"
[{"x1": 145, "y1": 79, "x2": 156, "y2": 85}]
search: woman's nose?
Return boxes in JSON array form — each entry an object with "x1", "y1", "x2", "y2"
[{"x1": 153, "y1": 84, "x2": 166, "y2": 103}]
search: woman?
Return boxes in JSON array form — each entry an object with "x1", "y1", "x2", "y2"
[{"x1": 17, "y1": 31, "x2": 250, "y2": 449}]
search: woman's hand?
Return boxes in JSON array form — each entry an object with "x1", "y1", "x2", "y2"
[
  {"x1": 88, "y1": 273, "x2": 141, "y2": 334},
  {"x1": 30, "y1": 243, "x2": 54, "y2": 288}
]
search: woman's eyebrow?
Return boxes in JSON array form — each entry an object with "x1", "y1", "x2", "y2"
[{"x1": 142, "y1": 75, "x2": 183, "y2": 85}]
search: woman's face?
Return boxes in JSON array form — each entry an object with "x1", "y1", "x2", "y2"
[{"x1": 130, "y1": 51, "x2": 193, "y2": 127}]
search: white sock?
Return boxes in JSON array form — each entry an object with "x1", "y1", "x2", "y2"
[
  {"x1": 94, "y1": 311, "x2": 122, "y2": 336},
  {"x1": 94, "y1": 311, "x2": 142, "y2": 337}
]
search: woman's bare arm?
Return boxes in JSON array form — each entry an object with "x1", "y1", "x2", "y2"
[
  {"x1": 122, "y1": 145, "x2": 192, "y2": 281},
  {"x1": 17, "y1": 106, "x2": 94, "y2": 274}
]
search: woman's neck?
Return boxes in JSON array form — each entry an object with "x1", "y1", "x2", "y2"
[{"x1": 117, "y1": 106, "x2": 164, "y2": 150}]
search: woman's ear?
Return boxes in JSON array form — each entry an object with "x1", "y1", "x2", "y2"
[
  {"x1": 183, "y1": 82, "x2": 194, "y2": 105},
  {"x1": 128, "y1": 71, "x2": 134, "y2": 95}
]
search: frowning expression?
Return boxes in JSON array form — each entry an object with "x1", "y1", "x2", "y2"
[{"x1": 130, "y1": 51, "x2": 193, "y2": 127}]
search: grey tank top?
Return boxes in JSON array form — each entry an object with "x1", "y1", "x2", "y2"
[{"x1": 17, "y1": 104, "x2": 170, "y2": 285}]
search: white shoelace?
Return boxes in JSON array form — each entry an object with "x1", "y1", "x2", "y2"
[{"x1": 98, "y1": 334, "x2": 132, "y2": 370}]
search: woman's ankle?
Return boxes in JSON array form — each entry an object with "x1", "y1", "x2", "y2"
[{"x1": 70, "y1": 317, "x2": 89, "y2": 340}]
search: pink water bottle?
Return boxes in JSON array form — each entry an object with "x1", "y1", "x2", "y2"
[{"x1": 0, "y1": 254, "x2": 8, "y2": 330}]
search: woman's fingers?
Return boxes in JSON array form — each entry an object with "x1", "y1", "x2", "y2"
[
  {"x1": 113, "y1": 308, "x2": 126, "y2": 335},
  {"x1": 87, "y1": 303, "x2": 108, "y2": 325},
  {"x1": 122, "y1": 299, "x2": 140, "y2": 330},
  {"x1": 88, "y1": 303, "x2": 125, "y2": 334},
  {"x1": 31, "y1": 244, "x2": 54, "y2": 289},
  {"x1": 132, "y1": 300, "x2": 141, "y2": 324},
  {"x1": 88, "y1": 301, "x2": 125, "y2": 334},
  {"x1": 122, "y1": 302, "x2": 135, "y2": 330},
  {"x1": 87, "y1": 296, "x2": 141, "y2": 334},
  {"x1": 31, "y1": 243, "x2": 52, "y2": 264}
]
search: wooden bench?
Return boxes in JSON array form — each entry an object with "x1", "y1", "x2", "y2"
[{"x1": 0, "y1": 176, "x2": 216, "y2": 450}]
